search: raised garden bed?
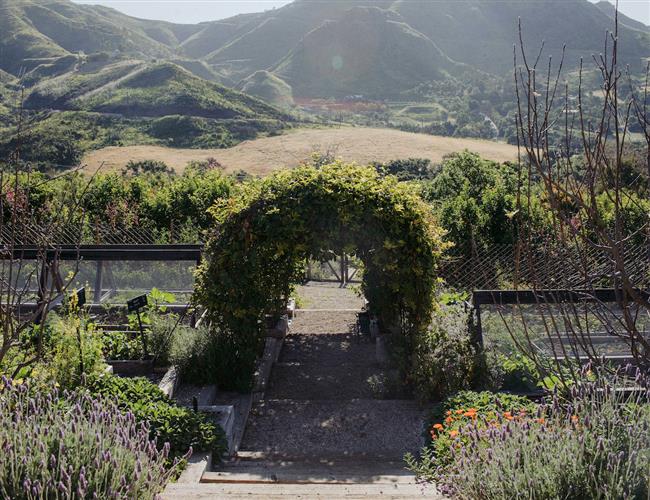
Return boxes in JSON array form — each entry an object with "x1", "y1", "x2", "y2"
[{"x1": 533, "y1": 334, "x2": 649, "y2": 365}]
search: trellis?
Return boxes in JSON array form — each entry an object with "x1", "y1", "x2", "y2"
[{"x1": 439, "y1": 243, "x2": 650, "y2": 291}]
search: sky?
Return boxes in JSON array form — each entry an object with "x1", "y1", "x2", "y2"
[{"x1": 71, "y1": 0, "x2": 649, "y2": 26}]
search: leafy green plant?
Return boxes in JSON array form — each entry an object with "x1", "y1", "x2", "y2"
[
  {"x1": 101, "y1": 329, "x2": 142, "y2": 361},
  {"x1": 123, "y1": 159, "x2": 173, "y2": 176},
  {"x1": 85, "y1": 374, "x2": 227, "y2": 460},
  {"x1": 498, "y1": 353, "x2": 543, "y2": 392},
  {"x1": 409, "y1": 298, "x2": 491, "y2": 401},
  {"x1": 41, "y1": 295, "x2": 104, "y2": 389}
]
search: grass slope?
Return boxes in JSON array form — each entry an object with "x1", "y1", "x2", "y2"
[
  {"x1": 0, "y1": 71, "x2": 18, "y2": 124},
  {"x1": 25, "y1": 60, "x2": 289, "y2": 120},
  {"x1": 594, "y1": 1, "x2": 649, "y2": 33},
  {"x1": 0, "y1": 0, "x2": 182, "y2": 75}
]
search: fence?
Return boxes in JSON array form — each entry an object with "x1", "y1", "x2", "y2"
[{"x1": 438, "y1": 243, "x2": 650, "y2": 291}]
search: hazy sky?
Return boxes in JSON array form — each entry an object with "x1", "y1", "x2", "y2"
[{"x1": 71, "y1": 0, "x2": 649, "y2": 26}]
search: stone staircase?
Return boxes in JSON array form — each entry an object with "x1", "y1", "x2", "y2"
[{"x1": 164, "y1": 308, "x2": 441, "y2": 498}]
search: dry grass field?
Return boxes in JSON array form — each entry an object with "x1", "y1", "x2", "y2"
[{"x1": 82, "y1": 126, "x2": 519, "y2": 175}]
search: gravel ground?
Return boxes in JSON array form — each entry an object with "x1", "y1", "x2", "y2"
[{"x1": 241, "y1": 399, "x2": 426, "y2": 460}]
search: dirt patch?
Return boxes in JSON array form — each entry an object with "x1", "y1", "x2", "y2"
[{"x1": 82, "y1": 126, "x2": 518, "y2": 175}]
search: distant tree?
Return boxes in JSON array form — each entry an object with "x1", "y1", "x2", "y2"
[
  {"x1": 122, "y1": 159, "x2": 173, "y2": 176},
  {"x1": 421, "y1": 152, "x2": 533, "y2": 255},
  {"x1": 372, "y1": 158, "x2": 435, "y2": 181}
]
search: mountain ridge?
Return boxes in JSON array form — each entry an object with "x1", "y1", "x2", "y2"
[{"x1": 3, "y1": 0, "x2": 648, "y2": 99}]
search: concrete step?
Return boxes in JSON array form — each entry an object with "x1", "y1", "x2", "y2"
[
  {"x1": 267, "y1": 361, "x2": 404, "y2": 400},
  {"x1": 240, "y1": 399, "x2": 427, "y2": 460},
  {"x1": 280, "y1": 333, "x2": 375, "y2": 365},
  {"x1": 207, "y1": 456, "x2": 415, "y2": 484},
  {"x1": 163, "y1": 482, "x2": 442, "y2": 498}
]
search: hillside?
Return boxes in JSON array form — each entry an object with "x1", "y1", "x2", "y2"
[
  {"x1": 595, "y1": 1, "x2": 649, "y2": 33},
  {"x1": 25, "y1": 60, "x2": 289, "y2": 120},
  {"x1": 2, "y1": 0, "x2": 648, "y2": 98},
  {"x1": 201, "y1": 0, "x2": 649, "y2": 94},
  {"x1": 0, "y1": 58, "x2": 291, "y2": 167},
  {"x1": 0, "y1": 0, "x2": 181, "y2": 74},
  {"x1": 274, "y1": 6, "x2": 460, "y2": 98},
  {"x1": 0, "y1": 71, "x2": 17, "y2": 123},
  {"x1": 238, "y1": 71, "x2": 295, "y2": 109},
  {"x1": 391, "y1": 0, "x2": 650, "y2": 75}
]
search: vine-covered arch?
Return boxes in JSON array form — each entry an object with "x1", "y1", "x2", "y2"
[{"x1": 196, "y1": 163, "x2": 444, "y2": 390}]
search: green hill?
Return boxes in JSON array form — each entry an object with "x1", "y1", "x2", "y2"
[
  {"x1": 238, "y1": 71, "x2": 294, "y2": 109},
  {"x1": 0, "y1": 0, "x2": 188, "y2": 74},
  {"x1": 3, "y1": 0, "x2": 648, "y2": 98},
  {"x1": 594, "y1": 1, "x2": 649, "y2": 33},
  {"x1": 274, "y1": 6, "x2": 460, "y2": 98},
  {"x1": 25, "y1": 60, "x2": 288, "y2": 120},
  {"x1": 391, "y1": 0, "x2": 650, "y2": 75},
  {"x1": 0, "y1": 70, "x2": 17, "y2": 124}
]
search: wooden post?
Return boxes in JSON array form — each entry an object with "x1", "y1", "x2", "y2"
[{"x1": 472, "y1": 292, "x2": 484, "y2": 347}]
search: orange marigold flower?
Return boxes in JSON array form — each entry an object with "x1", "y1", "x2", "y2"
[
  {"x1": 445, "y1": 417, "x2": 453, "y2": 424},
  {"x1": 537, "y1": 417, "x2": 545, "y2": 424},
  {"x1": 449, "y1": 430, "x2": 459, "y2": 438},
  {"x1": 463, "y1": 410, "x2": 477, "y2": 418},
  {"x1": 455, "y1": 409, "x2": 464, "y2": 415},
  {"x1": 571, "y1": 415, "x2": 579, "y2": 423},
  {"x1": 433, "y1": 423, "x2": 444, "y2": 431},
  {"x1": 503, "y1": 411, "x2": 512, "y2": 418},
  {"x1": 446, "y1": 410, "x2": 452, "y2": 416}
]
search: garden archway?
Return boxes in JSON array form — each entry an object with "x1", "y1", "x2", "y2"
[{"x1": 196, "y1": 163, "x2": 444, "y2": 390}]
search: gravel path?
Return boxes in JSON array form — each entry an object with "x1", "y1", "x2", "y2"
[
  {"x1": 240, "y1": 284, "x2": 425, "y2": 461},
  {"x1": 294, "y1": 282, "x2": 365, "y2": 310}
]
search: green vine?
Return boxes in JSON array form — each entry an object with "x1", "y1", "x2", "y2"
[{"x1": 195, "y1": 162, "x2": 445, "y2": 390}]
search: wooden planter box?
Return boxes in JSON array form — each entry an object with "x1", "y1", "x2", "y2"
[{"x1": 107, "y1": 358, "x2": 155, "y2": 376}]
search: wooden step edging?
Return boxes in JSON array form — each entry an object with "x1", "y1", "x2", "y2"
[{"x1": 252, "y1": 315, "x2": 289, "y2": 400}]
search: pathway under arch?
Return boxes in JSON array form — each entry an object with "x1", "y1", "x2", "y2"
[{"x1": 205, "y1": 283, "x2": 440, "y2": 497}]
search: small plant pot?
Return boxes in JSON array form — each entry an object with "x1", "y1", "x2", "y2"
[{"x1": 358, "y1": 311, "x2": 371, "y2": 335}]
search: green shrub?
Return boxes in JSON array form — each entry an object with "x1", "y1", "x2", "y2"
[
  {"x1": 497, "y1": 353, "x2": 543, "y2": 392},
  {"x1": 410, "y1": 301, "x2": 490, "y2": 401},
  {"x1": 0, "y1": 379, "x2": 180, "y2": 499},
  {"x1": 372, "y1": 158, "x2": 435, "y2": 181},
  {"x1": 123, "y1": 159, "x2": 173, "y2": 176},
  {"x1": 85, "y1": 374, "x2": 227, "y2": 460},
  {"x1": 101, "y1": 329, "x2": 142, "y2": 361}
]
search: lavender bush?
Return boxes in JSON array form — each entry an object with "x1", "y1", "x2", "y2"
[
  {"x1": 0, "y1": 377, "x2": 183, "y2": 499},
  {"x1": 432, "y1": 367, "x2": 649, "y2": 499}
]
